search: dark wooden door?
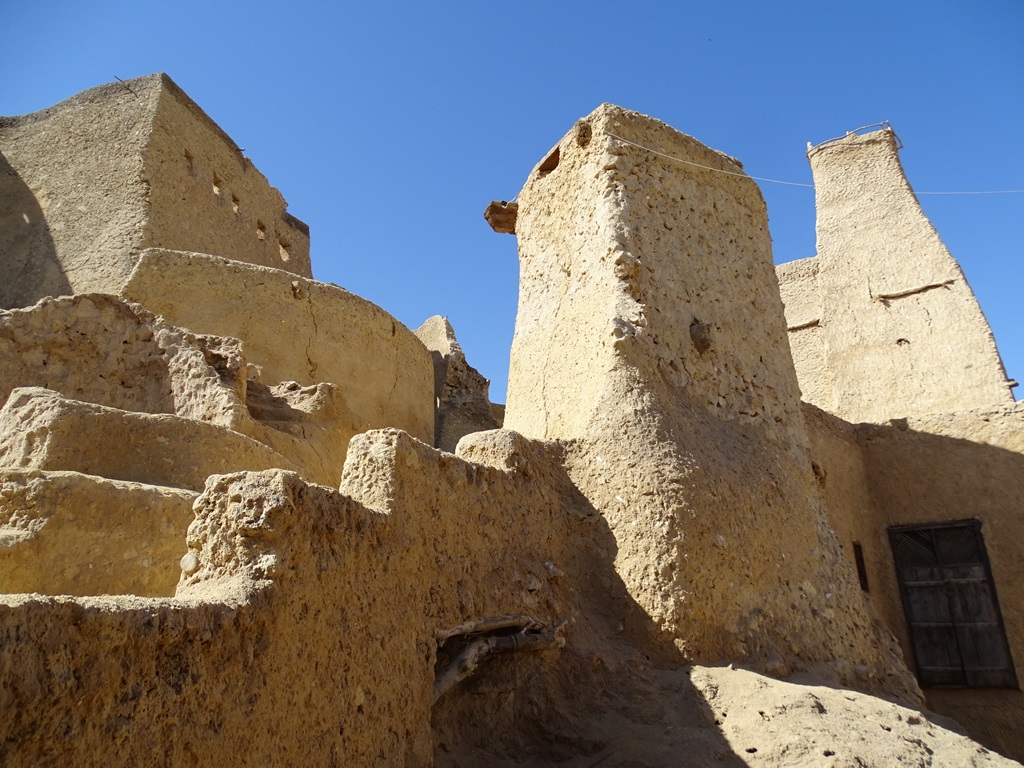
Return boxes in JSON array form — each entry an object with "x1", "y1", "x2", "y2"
[{"x1": 890, "y1": 521, "x2": 1017, "y2": 688}]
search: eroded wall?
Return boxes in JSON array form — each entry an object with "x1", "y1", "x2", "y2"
[
  {"x1": 122, "y1": 249, "x2": 434, "y2": 449},
  {"x1": 414, "y1": 315, "x2": 502, "y2": 452},
  {"x1": 0, "y1": 470, "x2": 196, "y2": 597},
  {"x1": 0, "y1": 428, "x2": 593, "y2": 766},
  {"x1": 505, "y1": 104, "x2": 918, "y2": 695}
]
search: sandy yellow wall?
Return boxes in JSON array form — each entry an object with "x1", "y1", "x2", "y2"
[
  {"x1": 804, "y1": 400, "x2": 1024, "y2": 761},
  {"x1": 504, "y1": 105, "x2": 918, "y2": 695},
  {"x1": 778, "y1": 129, "x2": 1014, "y2": 423},
  {"x1": 141, "y1": 76, "x2": 311, "y2": 278},
  {"x1": 0, "y1": 79, "x2": 157, "y2": 307},
  {"x1": 0, "y1": 74, "x2": 310, "y2": 311}
]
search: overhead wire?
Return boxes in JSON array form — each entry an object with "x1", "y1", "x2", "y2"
[{"x1": 601, "y1": 132, "x2": 1023, "y2": 196}]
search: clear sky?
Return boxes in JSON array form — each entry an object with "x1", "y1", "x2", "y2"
[{"x1": 4, "y1": 1, "x2": 1022, "y2": 404}]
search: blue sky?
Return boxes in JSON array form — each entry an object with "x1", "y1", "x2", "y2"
[{"x1": 4, "y1": 1, "x2": 1021, "y2": 403}]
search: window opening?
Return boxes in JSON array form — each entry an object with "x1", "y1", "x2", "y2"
[
  {"x1": 889, "y1": 520, "x2": 1016, "y2": 688},
  {"x1": 852, "y1": 542, "x2": 869, "y2": 592}
]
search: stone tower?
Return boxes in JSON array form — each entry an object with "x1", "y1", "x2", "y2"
[{"x1": 504, "y1": 104, "x2": 915, "y2": 690}]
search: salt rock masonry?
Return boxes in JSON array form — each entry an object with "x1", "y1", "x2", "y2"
[
  {"x1": 777, "y1": 126, "x2": 1015, "y2": 422},
  {"x1": 0, "y1": 76, "x2": 1022, "y2": 766},
  {"x1": 0, "y1": 74, "x2": 310, "y2": 309},
  {"x1": 506, "y1": 104, "x2": 913, "y2": 685}
]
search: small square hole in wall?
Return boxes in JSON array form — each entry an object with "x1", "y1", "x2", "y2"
[
  {"x1": 256, "y1": 221, "x2": 266, "y2": 241},
  {"x1": 278, "y1": 238, "x2": 291, "y2": 262},
  {"x1": 231, "y1": 194, "x2": 240, "y2": 214},
  {"x1": 212, "y1": 172, "x2": 223, "y2": 196}
]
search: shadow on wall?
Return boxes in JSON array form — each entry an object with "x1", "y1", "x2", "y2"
[
  {"x1": 431, "y1": 450, "x2": 747, "y2": 767},
  {"x1": 0, "y1": 151, "x2": 68, "y2": 309},
  {"x1": 854, "y1": 416, "x2": 1024, "y2": 761}
]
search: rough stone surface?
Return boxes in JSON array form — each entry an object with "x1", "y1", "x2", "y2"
[
  {"x1": 1, "y1": 78, "x2": 1020, "y2": 766},
  {"x1": 0, "y1": 293, "x2": 247, "y2": 427},
  {"x1": 504, "y1": 104, "x2": 918, "y2": 696},
  {"x1": 4, "y1": 438, "x2": 1010, "y2": 768},
  {"x1": 415, "y1": 315, "x2": 502, "y2": 452},
  {"x1": 239, "y1": 379, "x2": 359, "y2": 487},
  {"x1": 0, "y1": 387, "x2": 298, "y2": 491},
  {"x1": 776, "y1": 128, "x2": 1015, "y2": 422},
  {"x1": 0, "y1": 469, "x2": 195, "y2": 596},
  {"x1": 0, "y1": 73, "x2": 309, "y2": 309},
  {"x1": 121, "y1": 248, "x2": 434, "y2": 449},
  {"x1": 0, "y1": 292, "x2": 358, "y2": 487},
  {"x1": 0, "y1": 431, "x2": 581, "y2": 766}
]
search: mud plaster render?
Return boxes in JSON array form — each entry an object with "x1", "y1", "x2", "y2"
[
  {"x1": 0, "y1": 73, "x2": 309, "y2": 310},
  {"x1": 0, "y1": 430, "x2": 584, "y2": 766},
  {"x1": 776, "y1": 128, "x2": 1014, "y2": 423},
  {"x1": 0, "y1": 293, "x2": 353, "y2": 487},
  {"x1": 121, "y1": 249, "x2": 434, "y2": 452},
  {"x1": 0, "y1": 76, "x2": 1021, "y2": 767},
  {"x1": 3, "y1": 430, "x2": 1012, "y2": 768},
  {"x1": 504, "y1": 104, "x2": 919, "y2": 695},
  {"x1": 415, "y1": 315, "x2": 502, "y2": 452},
  {"x1": 803, "y1": 400, "x2": 1024, "y2": 760}
]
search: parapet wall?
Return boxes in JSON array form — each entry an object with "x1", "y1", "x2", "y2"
[{"x1": 0, "y1": 429, "x2": 589, "y2": 766}]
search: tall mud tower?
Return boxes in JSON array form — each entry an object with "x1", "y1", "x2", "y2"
[
  {"x1": 504, "y1": 105, "x2": 914, "y2": 693},
  {"x1": 792, "y1": 127, "x2": 1015, "y2": 422}
]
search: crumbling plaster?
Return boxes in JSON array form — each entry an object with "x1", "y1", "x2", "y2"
[
  {"x1": 504, "y1": 104, "x2": 918, "y2": 693},
  {"x1": 121, "y1": 248, "x2": 434, "y2": 451}
]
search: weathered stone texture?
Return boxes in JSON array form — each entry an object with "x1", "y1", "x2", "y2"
[
  {"x1": 2, "y1": 77, "x2": 1021, "y2": 766},
  {"x1": 415, "y1": 315, "x2": 502, "y2": 452},
  {"x1": 121, "y1": 249, "x2": 434, "y2": 449},
  {"x1": 0, "y1": 429, "x2": 586, "y2": 766},
  {"x1": 0, "y1": 470, "x2": 195, "y2": 597},
  {"x1": 775, "y1": 256, "x2": 831, "y2": 404},
  {"x1": 0, "y1": 73, "x2": 309, "y2": 309},
  {"x1": 505, "y1": 104, "x2": 918, "y2": 694},
  {"x1": 0, "y1": 293, "x2": 247, "y2": 426},
  {"x1": 0, "y1": 293, "x2": 358, "y2": 487},
  {"x1": 142, "y1": 75, "x2": 311, "y2": 277},
  {"x1": 0, "y1": 387, "x2": 298, "y2": 491},
  {"x1": 777, "y1": 128, "x2": 1015, "y2": 422}
]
